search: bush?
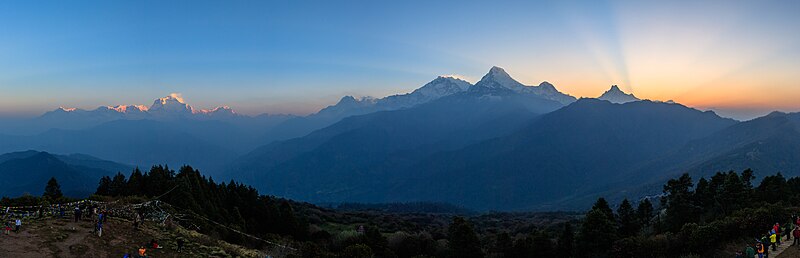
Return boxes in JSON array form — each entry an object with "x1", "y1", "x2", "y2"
[{"x1": 342, "y1": 244, "x2": 373, "y2": 258}]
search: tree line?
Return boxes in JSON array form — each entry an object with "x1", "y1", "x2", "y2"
[
  {"x1": 572, "y1": 169, "x2": 800, "y2": 257},
  {"x1": 95, "y1": 165, "x2": 309, "y2": 247},
  {"x1": 9, "y1": 166, "x2": 798, "y2": 257}
]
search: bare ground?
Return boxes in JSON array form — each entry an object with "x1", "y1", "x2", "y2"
[{"x1": 0, "y1": 216, "x2": 263, "y2": 258}]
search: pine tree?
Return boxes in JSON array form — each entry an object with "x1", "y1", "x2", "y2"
[
  {"x1": 577, "y1": 200, "x2": 618, "y2": 257},
  {"x1": 616, "y1": 199, "x2": 639, "y2": 238},
  {"x1": 756, "y1": 173, "x2": 790, "y2": 204},
  {"x1": 447, "y1": 216, "x2": 483, "y2": 258},
  {"x1": 96, "y1": 176, "x2": 112, "y2": 196},
  {"x1": 693, "y1": 178, "x2": 711, "y2": 210},
  {"x1": 661, "y1": 173, "x2": 696, "y2": 232},
  {"x1": 127, "y1": 168, "x2": 145, "y2": 196},
  {"x1": 720, "y1": 171, "x2": 746, "y2": 215},
  {"x1": 556, "y1": 222, "x2": 575, "y2": 257},
  {"x1": 109, "y1": 172, "x2": 127, "y2": 196},
  {"x1": 44, "y1": 177, "x2": 63, "y2": 200},
  {"x1": 592, "y1": 198, "x2": 615, "y2": 222},
  {"x1": 636, "y1": 198, "x2": 654, "y2": 226}
]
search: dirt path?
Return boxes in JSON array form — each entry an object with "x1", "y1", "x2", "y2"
[
  {"x1": 777, "y1": 244, "x2": 799, "y2": 258},
  {"x1": 756, "y1": 235, "x2": 792, "y2": 258},
  {"x1": 0, "y1": 216, "x2": 261, "y2": 257}
]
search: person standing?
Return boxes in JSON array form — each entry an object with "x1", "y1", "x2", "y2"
[
  {"x1": 132, "y1": 213, "x2": 139, "y2": 230},
  {"x1": 770, "y1": 230, "x2": 778, "y2": 251},
  {"x1": 3, "y1": 221, "x2": 10, "y2": 235},
  {"x1": 762, "y1": 233, "x2": 771, "y2": 257},
  {"x1": 746, "y1": 244, "x2": 755, "y2": 258},
  {"x1": 138, "y1": 246, "x2": 147, "y2": 258},
  {"x1": 14, "y1": 219, "x2": 21, "y2": 232},
  {"x1": 97, "y1": 212, "x2": 104, "y2": 237},
  {"x1": 794, "y1": 227, "x2": 800, "y2": 247},
  {"x1": 756, "y1": 242, "x2": 765, "y2": 258},
  {"x1": 177, "y1": 238, "x2": 185, "y2": 253}
]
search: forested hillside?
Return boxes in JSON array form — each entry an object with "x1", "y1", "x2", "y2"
[{"x1": 6, "y1": 165, "x2": 798, "y2": 257}]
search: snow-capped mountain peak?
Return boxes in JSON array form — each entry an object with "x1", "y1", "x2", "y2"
[
  {"x1": 158, "y1": 93, "x2": 185, "y2": 104},
  {"x1": 598, "y1": 85, "x2": 640, "y2": 104},
  {"x1": 473, "y1": 66, "x2": 526, "y2": 92},
  {"x1": 38, "y1": 93, "x2": 244, "y2": 124},
  {"x1": 469, "y1": 66, "x2": 576, "y2": 105},
  {"x1": 149, "y1": 93, "x2": 194, "y2": 115},
  {"x1": 411, "y1": 76, "x2": 471, "y2": 98},
  {"x1": 104, "y1": 105, "x2": 149, "y2": 113},
  {"x1": 194, "y1": 106, "x2": 236, "y2": 116},
  {"x1": 538, "y1": 81, "x2": 556, "y2": 91}
]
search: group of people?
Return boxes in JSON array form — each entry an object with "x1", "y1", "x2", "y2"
[
  {"x1": 2, "y1": 219, "x2": 22, "y2": 235},
  {"x1": 123, "y1": 237, "x2": 185, "y2": 258},
  {"x1": 740, "y1": 215, "x2": 800, "y2": 258},
  {"x1": 70, "y1": 204, "x2": 111, "y2": 237}
]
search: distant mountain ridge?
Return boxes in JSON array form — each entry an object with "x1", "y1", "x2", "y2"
[
  {"x1": 228, "y1": 93, "x2": 750, "y2": 210},
  {"x1": 229, "y1": 71, "x2": 662, "y2": 210},
  {"x1": 256, "y1": 67, "x2": 573, "y2": 144},
  {"x1": 6, "y1": 65, "x2": 800, "y2": 212},
  {"x1": 42, "y1": 93, "x2": 245, "y2": 121},
  {"x1": 0, "y1": 151, "x2": 133, "y2": 197}
]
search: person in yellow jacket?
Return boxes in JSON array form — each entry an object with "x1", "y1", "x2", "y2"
[{"x1": 771, "y1": 231, "x2": 778, "y2": 251}]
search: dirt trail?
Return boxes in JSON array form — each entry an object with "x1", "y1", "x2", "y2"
[
  {"x1": 0, "y1": 216, "x2": 260, "y2": 257},
  {"x1": 776, "y1": 236, "x2": 800, "y2": 258},
  {"x1": 758, "y1": 235, "x2": 792, "y2": 258}
]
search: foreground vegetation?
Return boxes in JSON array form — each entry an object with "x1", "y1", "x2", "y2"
[
  {"x1": 4, "y1": 166, "x2": 800, "y2": 257},
  {"x1": 578, "y1": 169, "x2": 800, "y2": 257}
]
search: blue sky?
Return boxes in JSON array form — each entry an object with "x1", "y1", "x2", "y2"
[{"x1": 1, "y1": 0, "x2": 799, "y2": 119}]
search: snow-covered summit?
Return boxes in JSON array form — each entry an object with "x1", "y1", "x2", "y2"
[
  {"x1": 411, "y1": 76, "x2": 471, "y2": 98},
  {"x1": 470, "y1": 66, "x2": 576, "y2": 105},
  {"x1": 149, "y1": 93, "x2": 193, "y2": 115},
  {"x1": 103, "y1": 105, "x2": 149, "y2": 113},
  {"x1": 40, "y1": 93, "x2": 241, "y2": 120},
  {"x1": 196, "y1": 106, "x2": 235, "y2": 115},
  {"x1": 598, "y1": 85, "x2": 640, "y2": 104},
  {"x1": 472, "y1": 66, "x2": 527, "y2": 92}
]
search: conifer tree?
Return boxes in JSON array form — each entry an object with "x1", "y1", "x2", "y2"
[
  {"x1": 447, "y1": 216, "x2": 483, "y2": 258},
  {"x1": 109, "y1": 172, "x2": 127, "y2": 196},
  {"x1": 616, "y1": 199, "x2": 639, "y2": 238},
  {"x1": 96, "y1": 176, "x2": 112, "y2": 196},
  {"x1": 636, "y1": 198, "x2": 654, "y2": 226},
  {"x1": 661, "y1": 173, "x2": 696, "y2": 232},
  {"x1": 577, "y1": 199, "x2": 618, "y2": 257},
  {"x1": 44, "y1": 177, "x2": 63, "y2": 200},
  {"x1": 556, "y1": 222, "x2": 575, "y2": 257}
]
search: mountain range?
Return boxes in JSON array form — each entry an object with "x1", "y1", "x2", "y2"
[{"x1": 2, "y1": 66, "x2": 799, "y2": 211}]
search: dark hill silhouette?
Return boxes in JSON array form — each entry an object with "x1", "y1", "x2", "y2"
[
  {"x1": 0, "y1": 120, "x2": 236, "y2": 174},
  {"x1": 0, "y1": 151, "x2": 129, "y2": 197}
]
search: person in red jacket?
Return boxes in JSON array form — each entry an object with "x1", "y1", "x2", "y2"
[{"x1": 793, "y1": 226, "x2": 800, "y2": 247}]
